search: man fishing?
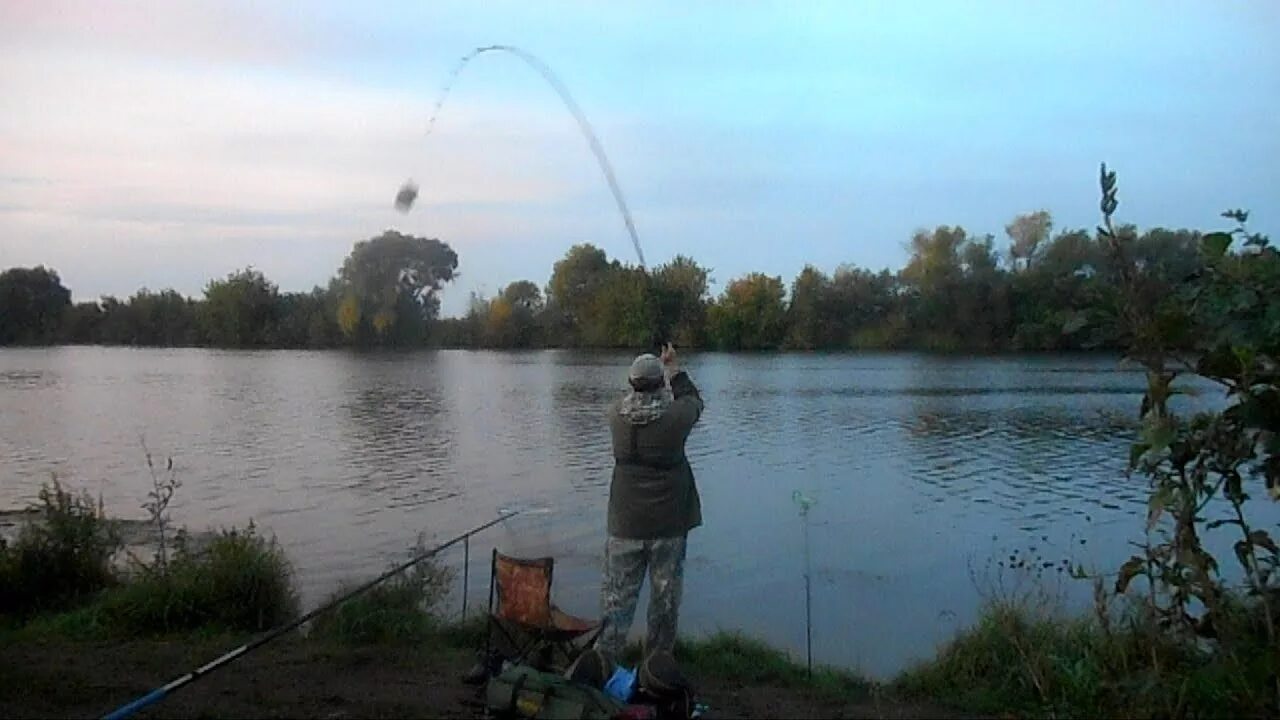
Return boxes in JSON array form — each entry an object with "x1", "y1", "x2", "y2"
[{"x1": 597, "y1": 342, "x2": 704, "y2": 661}]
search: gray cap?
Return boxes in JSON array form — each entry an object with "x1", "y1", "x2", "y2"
[{"x1": 628, "y1": 353, "x2": 664, "y2": 383}]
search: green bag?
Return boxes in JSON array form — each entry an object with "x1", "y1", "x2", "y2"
[{"x1": 485, "y1": 664, "x2": 625, "y2": 720}]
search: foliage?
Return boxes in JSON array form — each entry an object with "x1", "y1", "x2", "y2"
[
  {"x1": 201, "y1": 267, "x2": 281, "y2": 348},
  {"x1": 895, "y1": 599, "x2": 1276, "y2": 719},
  {"x1": 1006, "y1": 209, "x2": 1054, "y2": 273},
  {"x1": 139, "y1": 442, "x2": 180, "y2": 572},
  {"x1": 546, "y1": 243, "x2": 614, "y2": 344},
  {"x1": 671, "y1": 632, "x2": 872, "y2": 703},
  {"x1": 0, "y1": 478, "x2": 121, "y2": 617},
  {"x1": 3, "y1": 206, "x2": 1238, "y2": 352},
  {"x1": 309, "y1": 540, "x2": 454, "y2": 645},
  {"x1": 335, "y1": 230, "x2": 458, "y2": 346},
  {"x1": 102, "y1": 523, "x2": 298, "y2": 634},
  {"x1": 706, "y1": 273, "x2": 787, "y2": 350},
  {"x1": 651, "y1": 255, "x2": 711, "y2": 348},
  {"x1": 0, "y1": 266, "x2": 71, "y2": 345},
  {"x1": 1071, "y1": 165, "x2": 1280, "y2": 709}
]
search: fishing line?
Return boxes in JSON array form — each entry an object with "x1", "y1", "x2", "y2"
[{"x1": 396, "y1": 45, "x2": 647, "y2": 269}]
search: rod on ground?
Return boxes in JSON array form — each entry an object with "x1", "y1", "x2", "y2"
[
  {"x1": 100, "y1": 511, "x2": 519, "y2": 720},
  {"x1": 792, "y1": 490, "x2": 816, "y2": 677}
]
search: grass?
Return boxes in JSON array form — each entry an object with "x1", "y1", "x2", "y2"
[
  {"x1": 0, "y1": 478, "x2": 121, "y2": 617},
  {"x1": 6, "y1": 479, "x2": 1277, "y2": 718},
  {"x1": 893, "y1": 598, "x2": 1279, "y2": 719},
  {"x1": 1, "y1": 480, "x2": 297, "y2": 639},
  {"x1": 100, "y1": 523, "x2": 298, "y2": 635},
  {"x1": 308, "y1": 544, "x2": 454, "y2": 646},
  {"x1": 673, "y1": 632, "x2": 874, "y2": 702}
]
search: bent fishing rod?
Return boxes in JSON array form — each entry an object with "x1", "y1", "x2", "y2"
[{"x1": 100, "y1": 510, "x2": 519, "y2": 720}]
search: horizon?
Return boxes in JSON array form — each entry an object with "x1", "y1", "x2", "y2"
[{"x1": 3, "y1": 1, "x2": 1277, "y2": 317}]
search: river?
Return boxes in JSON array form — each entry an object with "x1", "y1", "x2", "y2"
[{"x1": 3, "y1": 347, "x2": 1271, "y2": 678}]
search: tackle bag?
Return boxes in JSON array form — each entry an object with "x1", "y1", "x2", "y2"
[{"x1": 484, "y1": 663, "x2": 625, "y2": 720}]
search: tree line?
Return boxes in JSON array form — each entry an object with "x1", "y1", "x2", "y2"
[
  {"x1": 443, "y1": 210, "x2": 1216, "y2": 352},
  {"x1": 0, "y1": 211, "x2": 1244, "y2": 352},
  {"x1": 0, "y1": 231, "x2": 457, "y2": 349}
]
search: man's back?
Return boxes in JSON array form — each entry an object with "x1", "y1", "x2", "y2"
[{"x1": 606, "y1": 371, "x2": 704, "y2": 539}]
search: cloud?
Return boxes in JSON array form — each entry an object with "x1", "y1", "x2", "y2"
[
  {"x1": 2, "y1": 0, "x2": 1275, "y2": 318},
  {"x1": 0, "y1": 37, "x2": 621, "y2": 306}
]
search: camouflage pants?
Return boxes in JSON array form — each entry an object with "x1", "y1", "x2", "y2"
[{"x1": 597, "y1": 534, "x2": 687, "y2": 660}]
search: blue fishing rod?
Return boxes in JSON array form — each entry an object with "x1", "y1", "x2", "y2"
[{"x1": 100, "y1": 510, "x2": 519, "y2": 720}]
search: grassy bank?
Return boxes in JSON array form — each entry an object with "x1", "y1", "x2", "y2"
[{"x1": 3, "y1": 478, "x2": 1277, "y2": 718}]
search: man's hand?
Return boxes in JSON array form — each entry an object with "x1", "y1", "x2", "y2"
[{"x1": 660, "y1": 342, "x2": 678, "y2": 376}]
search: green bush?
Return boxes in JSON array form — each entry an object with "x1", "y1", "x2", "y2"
[
  {"x1": 893, "y1": 599, "x2": 1277, "y2": 719},
  {"x1": 0, "y1": 479, "x2": 121, "y2": 617},
  {"x1": 103, "y1": 523, "x2": 298, "y2": 634},
  {"x1": 309, "y1": 548, "x2": 453, "y2": 646}
]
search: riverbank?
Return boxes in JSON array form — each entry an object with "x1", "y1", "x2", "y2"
[
  {"x1": 3, "y1": 478, "x2": 1277, "y2": 718},
  {"x1": 6, "y1": 598, "x2": 1278, "y2": 719},
  {"x1": 0, "y1": 630, "x2": 959, "y2": 720}
]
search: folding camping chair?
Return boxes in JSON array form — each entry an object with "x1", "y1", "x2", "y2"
[{"x1": 484, "y1": 549, "x2": 603, "y2": 672}]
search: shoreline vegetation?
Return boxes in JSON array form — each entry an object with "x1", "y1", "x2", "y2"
[
  {"x1": 0, "y1": 209, "x2": 1221, "y2": 356},
  {"x1": 0, "y1": 471, "x2": 1275, "y2": 719}
]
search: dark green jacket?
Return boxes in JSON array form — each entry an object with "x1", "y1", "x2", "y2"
[{"x1": 606, "y1": 371, "x2": 704, "y2": 539}]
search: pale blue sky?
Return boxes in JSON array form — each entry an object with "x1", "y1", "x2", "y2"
[{"x1": 2, "y1": 1, "x2": 1277, "y2": 316}]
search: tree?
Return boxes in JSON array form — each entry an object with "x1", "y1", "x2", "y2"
[
  {"x1": 61, "y1": 302, "x2": 105, "y2": 344},
  {"x1": 275, "y1": 288, "x2": 340, "y2": 349},
  {"x1": 652, "y1": 256, "x2": 711, "y2": 348},
  {"x1": 900, "y1": 226, "x2": 969, "y2": 350},
  {"x1": 706, "y1": 273, "x2": 787, "y2": 350},
  {"x1": 335, "y1": 230, "x2": 458, "y2": 346},
  {"x1": 0, "y1": 266, "x2": 71, "y2": 345},
  {"x1": 546, "y1": 244, "x2": 613, "y2": 345},
  {"x1": 127, "y1": 289, "x2": 201, "y2": 346},
  {"x1": 500, "y1": 280, "x2": 543, "y2": 312},
  {"x1": 785, "y1": 265, "x2": 831, "y2": 350},
  {"x1": 201, "y1": 268, "x2": 280, "y2": 348},
  {"x1": 586, "y1": 265, "x2": 657, "y2": 348},
  {"x1": 1011, "y1": 228, "x2": 1105, "y2": 350},
  {"x1": 1006, "y1": 210, "x2": 1053, "y2": 273},
  {"x1": 478, "y1": 281, "x2": 545, "y2": 348}
]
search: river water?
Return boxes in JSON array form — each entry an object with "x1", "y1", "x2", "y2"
[{"x1": 2, "y1": 347, "x2": 1271, "y2": 678}]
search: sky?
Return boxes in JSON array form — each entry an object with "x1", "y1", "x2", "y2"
[{"x1": 2, "y1": 1, "x2": 1277, "y2": 317}]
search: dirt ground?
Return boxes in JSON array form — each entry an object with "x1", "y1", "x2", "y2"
[{"x1": 0, "y1": 638, "x2": 967, "y2": 719}]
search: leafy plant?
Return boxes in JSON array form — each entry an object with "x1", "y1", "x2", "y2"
[
  {"x1": 309, "y1": 536, "x2": 454, "y2": 645},
  {"x1": 1084, "y1": 164, "x2": 1279, "y2": 709},
  {"x1": 139, "y1": 439, "x2": 181, "y2": 573},
  {"x1": 0, "y1": 477, "x2": 121, "y2": 617},
  {"x1": 103, "y1": 522, "x2": 298, "y2": 634}
]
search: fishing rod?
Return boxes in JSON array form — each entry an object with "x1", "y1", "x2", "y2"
[
  {"x1": 393, "y1": 45, "x2": 678, "y2": 353},
  {"x1": 395, "y1": 44, "x2": 647, "y2": 269},
  {"x1": 100, "y1": 510, "x2": 520, "y2": 720},
  {"x1": 792, "y1": 490, "x2": 817, "y2": 677}
]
